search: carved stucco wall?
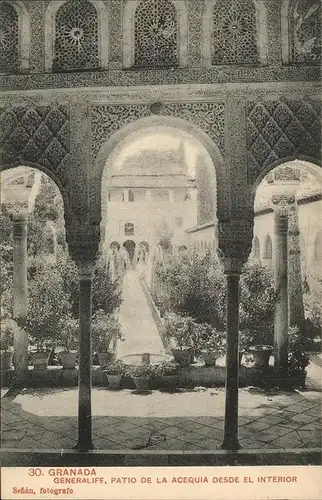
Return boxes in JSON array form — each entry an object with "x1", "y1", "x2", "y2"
[
  {"x1": 0, "y1": 89, "x2": 321, "y2": 262},
  {"x1": 247, "y1": 97, "x2": 322, "y2": 185}
]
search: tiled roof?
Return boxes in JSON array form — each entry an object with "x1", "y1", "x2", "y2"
[{"x1": 109, "y1": 174, "x2": 196, "y2": 188}]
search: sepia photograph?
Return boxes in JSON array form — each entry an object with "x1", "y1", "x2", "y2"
[{"x1": 0, "y1": 0, "x2": 321, "y2": 499}]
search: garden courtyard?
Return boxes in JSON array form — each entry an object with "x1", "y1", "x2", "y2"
[{"x1": 1, "y1": 354, "x2": 321, "y2": 459}]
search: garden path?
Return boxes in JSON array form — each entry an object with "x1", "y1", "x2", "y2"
[{"x1": 116, "y1": 269, "x2": 165, "y2": 358}]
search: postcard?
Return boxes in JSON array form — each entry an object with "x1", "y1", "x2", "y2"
[{"x1": 0, "y1": 1, "x2": 321, "y2": 499}]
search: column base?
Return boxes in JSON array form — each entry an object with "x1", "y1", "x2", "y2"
[
  {"x1": 221, "y1": 439, "x2": 241, "y2": 451},
  {"x1": 74, "y1": 440, "x2": 95, "y2": 452}
]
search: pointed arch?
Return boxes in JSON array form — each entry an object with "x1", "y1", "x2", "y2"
[
  {"x1": 263, "y1": 234, "x2": 272, "y2": 260},
  {"x1": 253, "y1": 235, "x2": 260, "y2": 259}
]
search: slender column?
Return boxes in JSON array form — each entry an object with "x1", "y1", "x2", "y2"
[
  {"x1": 76, "y1": 261, "x2": 94, "y2": 451},
  {"x1": 273, "y1": 211, "x2": 289, "y2": 373},
  {"x1": 222, "y1": 271, "x2": 241, "y2": 450},
  {"x1": 12, "y1": 215, "x2": 29, "y2": 381},
  {"x1": 288, "y1": 205, "x2": 305, "y2": 327}
]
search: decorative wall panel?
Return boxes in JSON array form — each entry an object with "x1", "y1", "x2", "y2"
[
  {"x1": 91, "y1": 101, "x2": 225, "y2": 160},
  {"x1": 247, "y1": 98, "x2": 321, "y2": 183},
  {"x1": 0, "y1": 2, "x2": 19, "y2": 73},
  {"x1": 0, "y1": 104, "x2": 70, "y2": 188}
]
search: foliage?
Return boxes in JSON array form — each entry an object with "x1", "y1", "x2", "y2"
[
  {"x1": 92, "y1": 259, "x2": 123, "y2": 316},
  {"x1": 58, "y1": 315, "x2": 79, "y2": 352},
  {"x1": 164, "y1": 312, "x2": 195, "y2": 349},
  {"x1": 127, "y1": 362, "x2": 155, "y2": 378},
  {"x1": 155, "y1": 360, "x2": 181, "y2": 376},
  {"x1": 239, "y1": 261, "x2": 276, "y2": 349},
  {"x1": 303, "y1": 270, "x2": 322, "y2": 333},
  {"x1": 152, "y1": 249, "x2": 226, "y2": 329},
  {"x1": 288, "y1": 325, "x2": 312, "y2": 373},
  {"x1": 56, "y1": 248, "x2": 79, "y2": 318},
  {"x1": 103, "y1": 360, "x2": 126, "y2": 375},
  {"x1": 0, "y1": 322, "x2": 15, "y2": 351},
  {"x1": 25, "y1": 265, "x2": 71, "y2": 350},
  {"x1": 91, "y1": 311, "x2": 123, "y2": 352},
  {"x1": 198, "y1": 325, "x2": 225, "y2": 356}
]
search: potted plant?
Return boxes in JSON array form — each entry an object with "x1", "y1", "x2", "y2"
[
  {"x1": 58, "y1": 316, "x2": 78, "y2": 369},
  {"x1": 164, "y1": 312, "x2": 194, "y2": 367},
  {"x1": 155, "y1": 359, "x2": 181, "y2": 387},
  {"x1": 196, "y1": 324, "x2": 225, "y2": 367},
  {"x1": 287, "y1": 326, "x2": 312, "y2": 388},
  {"x1": 0, "y1": 321, "x2": 14, "y2": 371},
  {"x1": 25, "y1": 266, "x2": 71, "y2": 370},
  {"x1": 103, "y1": 360, "x2": 125, "y2": 390},
  {"x1": 239, "y1": 262, "x2": 275, "y2": 368},
  {"x1": 92, "y1": 311, "x2": 124, "y2": 368},
  {"x1": 127, "y1": 362, "x2": 154, "y2": 391}
]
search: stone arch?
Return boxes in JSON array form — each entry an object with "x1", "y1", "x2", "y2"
[
  {"x1": 44, "y1": 0, "x2": 109, "y2": 72},
  {"x1": 0, "y1": 161, "x2": 71, "y2": 222},
  {"x1": 281, "y1": 0, "x2": 321, "y2": 65},
  {"x1": 202, "y1": 0, "x2": 268, "y2": 67},
  {"x1": 93, "y1": 114, "x2": 228, "y2": 246},
  {"x1": 249, "y1": 158, "x2": 322, "y2": 213},
  {"x1": 123, "y1": 0, "x2": 188, "y2": 68},
  {"x1": 110, "y1": 241, "x2": 120, "y2": 250},
  {"x1": 0, "y1": 1, "x2": 30, "y2": 72}
]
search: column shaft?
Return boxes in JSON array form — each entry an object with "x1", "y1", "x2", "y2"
[
  {"x1": 274, "y1": 212, "x2": 289, "y2": 372},
  {"x1": 222, "y1": 273, "x2": 241, "y2": 450},
  {"x1": 13, "y1": 217, "x2": 29, "y2": 379},
  {"x1": 288, "y1": 206, "x2": 304, "y2": 326},
  {"x1": 76, "y1": 264, "x2": 94, "y2": 451}
]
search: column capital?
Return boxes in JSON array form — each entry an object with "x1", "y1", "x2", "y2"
[
  {"x1": 66, "y1": 223, "x2": 100, "y2": 270},
  {"x1": 217, "y1": 219, "x2": 253, "y2": 274}
]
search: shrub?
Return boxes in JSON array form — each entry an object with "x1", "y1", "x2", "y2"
[
  {"x1": 103, "y1": 360, "x2": 126, "y2": 375},
  {"x1": 58, "y1": 316, "x2": 79, "y2": 352},
  {"x1": 127, "y1": 363, "x2": 155, "y2": 378},
  {"x1": 92, "y1": 311, "x2": 123, "y2": 353},
  {"x1": 155, "y1": 360, "x2": 181, "y2": 376},
  {"x1": 164, "y1": 312, "x2": 195, "y2": 350}
]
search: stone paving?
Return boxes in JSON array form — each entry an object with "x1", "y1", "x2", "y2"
[
  {"x1": 1, "y1": 384, "x2": 321, "y2": 452},
  {"x1": 117, "y1": 269, "x2": 165, "y2": 358}
]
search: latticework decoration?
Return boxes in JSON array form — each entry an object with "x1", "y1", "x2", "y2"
[
  {"x1": 134, "y1": 0, "x2": 178, "y2": 68},
  {"x1": 247, "y1": 99, "x2": 321, "y2": 183},
  {"x1": 0, "y1": 105, "x2": 70, "y2": 188},
  {"x1": 212, "y1": 0, "x2": 259, "y2": 65},
  {"x1": 290, "y1": 0, "x2": 321, "y2": 64},
  {"x1": 53, "y1": 0, "x2": 99, "y2": 71},
  {"x1": 0, "y1": 2, "x2": 19, "y2": 73}
]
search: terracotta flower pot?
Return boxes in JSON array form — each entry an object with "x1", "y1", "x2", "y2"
[
  {"x1": 97, "y1": 351, "x2": 115, "y2": 368},
  {"x1": 201, "y1": 351, "x2": 218, "y2": 367},
  {"x1": 106, "y1": 374, "x2": 123, "y2": 390},
  {"x1": 132, "y1": 376, "x2": 150, "y2": 391},
  {"x1": 0, "y1": 351, "x2": 13, "y2": 371},
  {"x1": 171, "y1": 348, "x2": 191, "y2": 368},
  {"x1": 249, "y1": 345, "x2": 273, "y2": 368},
  {"x1": 60, "y1": 351, "x2": 77, "y2": 369},
  {"x1": 32, "y1": 351, "x2": 49, "y2": 371}
]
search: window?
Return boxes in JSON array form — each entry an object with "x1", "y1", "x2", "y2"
[
  {"x1": 212, "y1": 0, "x2": 259, "y2": 65},
  {"x1": 290, "y1": 0, "x2": 321, "y2": 64},
  {"x1": 175, "y1": 217, "x2": 183, "y2": 227},
  {"x1": 153, "y1": 190, "x2": 170, "y2": 201},
  {"x1": 128, "y1": 190, "x2": 134, "y2": 202},
  {"x1": 124, "y1": 223, "x2": 134, "y2": 236},
  {"x1": 134, "y1": 0, "x2": 178, "y2": 68},
  {"x1": 184, "y1": 192, "x2": 191, "y2": 201},
  {"x1": 0, "y1": 2, "x2": 19, "y2": 72},
  {"x1": 53, "y1": 0, "x2": 99, "y2": 71}
]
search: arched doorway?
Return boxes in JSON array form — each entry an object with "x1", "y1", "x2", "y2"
[{"x1": 123, "y1": 239, "x2": 136, "y2": 265}]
